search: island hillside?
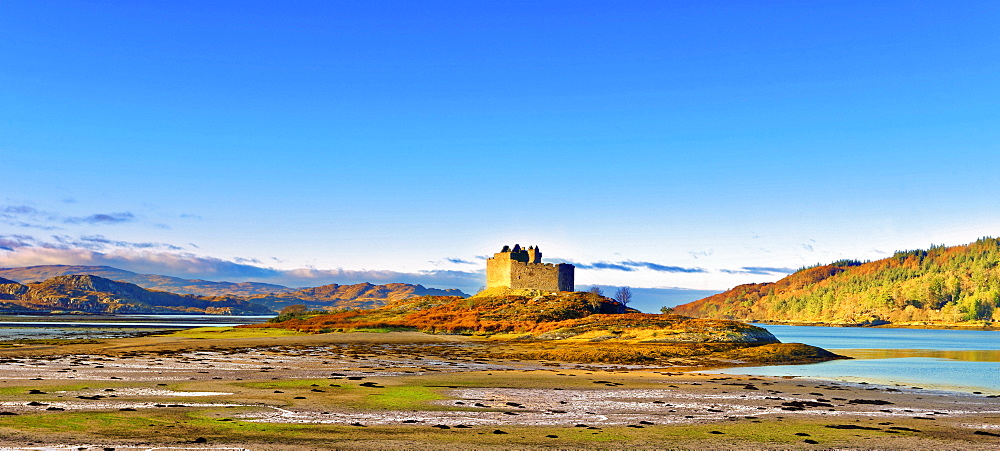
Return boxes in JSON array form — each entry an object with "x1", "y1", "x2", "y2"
[
  {"x1": 672, "y1": 237, "x2": 1000, "y2": 328},
  {"x1": 252, "y1": 289, "x2": 839, "y2": 365}
]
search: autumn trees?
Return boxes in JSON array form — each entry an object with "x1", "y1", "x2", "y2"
[{"x1": 673, "y1": 237, "x2": 1000, "y2": 325}]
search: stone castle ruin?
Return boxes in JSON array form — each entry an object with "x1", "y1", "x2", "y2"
[{"x1": 486, "y1": 244, "x2": 575, "y2": 292}]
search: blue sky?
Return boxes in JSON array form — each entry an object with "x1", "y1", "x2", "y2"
[{"x1": 1, "y1": 1, "x2": 998, "y2": 311}]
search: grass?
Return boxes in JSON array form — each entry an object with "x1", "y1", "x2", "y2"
[
  {"x1": 0, "y1": 409, "x2": 932, "y2": 449},
  {"x1": 168, "y1": 326, "x2": 305, "y2": 339},
  {"x1": 0, "y1": 382, "x2": 103, "y2": 396},
  {"x1": 0, "y1": 411, "x2": 171, "y2": 434},
  {"x1": 232, "y1": 378, "x2": 446, "y2": 411},
  {"x1": 0, "y1": 371, "x2": 958, "y2": 450},
  {"x1": 356, "y1": 385, "x2": 443, "y2": 410},
  {"x1": 235, "y1": 378, "x2": 350, "y2": 390}
]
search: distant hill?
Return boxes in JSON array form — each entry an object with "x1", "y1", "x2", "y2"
[
  {"x1": 246, "y1": 282, "x2": 469, "y2": 311},
  {"x1": 0, "y1": 275, "x2": 274, "y2": 315},
  {"x1": 672, "y1": 237, "x2": 1000, "y2": 327},
  {"x1": 0, "y1": 265, "x2": 470, "y2": 311},
  {"x1": 0, "y1": 265, "x2": 292, "y2": 296}
]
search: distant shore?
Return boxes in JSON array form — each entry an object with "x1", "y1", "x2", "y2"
[{"x1": 749, "y1": 319, "x2": 999, "y2": 331}]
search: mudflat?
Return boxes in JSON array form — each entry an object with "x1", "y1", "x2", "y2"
[{"x1": 0, "y1": 329, "x2": 997, "y2": 450}]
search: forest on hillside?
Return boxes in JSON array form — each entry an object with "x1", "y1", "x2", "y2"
[{"x1": 672, "y1": 237, "x2": 1000, "y2": 325}]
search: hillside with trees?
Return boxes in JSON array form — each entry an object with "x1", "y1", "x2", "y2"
[{"x1": 671, "y1": 237, "x2": 1000, "y2": 327}]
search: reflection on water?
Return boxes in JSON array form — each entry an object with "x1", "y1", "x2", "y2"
[
  {"x1": 707, "y1": 357, "x2": 1000, "y2": 394},
  {"x1": 753, "y1": 323, "x2": 1000, "y2": 351},
  {"x1": 704, "y1": 324, "x2": 1000, "y2": 394},
  {"x1": 0, "y1": 314, "x2": 272, "y2": 341},
  {"x1": 835, "y1": 348, "x2": 1000, "y2": 362},
  {"x1": 0, "y1": 326, "x2": 182, "y2": 341}
]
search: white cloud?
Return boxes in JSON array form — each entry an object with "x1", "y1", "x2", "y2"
[{"x1": 0, "y1": 235, "x2": 482, "y2": 291}]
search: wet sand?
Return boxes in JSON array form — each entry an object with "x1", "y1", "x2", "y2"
[{"x1": 0, "y1": 331, "x2": 997, "y2": 450}]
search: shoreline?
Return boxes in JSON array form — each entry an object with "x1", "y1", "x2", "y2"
[
  {"x1": 0, "y1": 330, "x2": 997, "y2": 449},
  {"x1": 749, "y1": 319, "x2": 1000, "y2": 331},
  {"x1": 702, "y1": 367, "x2": 1000, "y2": 397}
]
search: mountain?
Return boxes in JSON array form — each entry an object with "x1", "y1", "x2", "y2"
[
  {"x1": 0, "y1": 265, "x2": 470, "y2": 311},
  {"x1": 672, "y1": 237, "x2": 1000, "y2": 327},
  {"x1": 246, "y1": 282, "x2": 469, "y2": 311},
  {"x1": 0, "y1": 275, "x2": 274, "y2": 315},
  {"x1": 0, "y1": 265, "x2": 293, "y2": 296}
]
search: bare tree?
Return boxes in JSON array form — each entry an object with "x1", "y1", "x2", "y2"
[
  {"x1": 587, "y1": 285, "x2": 604, "y2": 312},
  {"x1": 614, "y1": 286, "x2": 633, "y2": 313}
]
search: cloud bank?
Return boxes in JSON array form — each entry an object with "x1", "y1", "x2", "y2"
[
  {"x1": 719, "y1": 266, "x2": 795, "y2": 275},
  {"x1": 559, "y1": 259, "x2": 706, "y2": 273},
  {"x1": 1, "y1": 204, "x2": 139, "y2": 230},
  {"x1": 0, "y1": 229, "x2": 791, "y2": 296},
  {"x1": 64, "y1": 212, "x2": 136, "y2": 225},
  {"x1": 0, "y1": 233, "x2": 483, "y2": 291}
]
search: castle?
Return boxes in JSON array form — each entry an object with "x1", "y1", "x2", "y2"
[{"x1": 485, "y1": 244, "x2": 575, "y2": 292}]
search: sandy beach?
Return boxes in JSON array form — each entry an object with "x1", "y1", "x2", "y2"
[{"x1": 0, "y1": 331, "x2": 997, "y2": 450}]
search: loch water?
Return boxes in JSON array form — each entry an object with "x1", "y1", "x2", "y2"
[
  {"x1": 706, "y1": 324, "x2": 1000, "y2": 394},
  {"x1": 0, "y1": 314, "x2": 272, "y2": 341}
]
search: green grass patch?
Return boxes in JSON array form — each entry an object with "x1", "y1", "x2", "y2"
[
  {"x1": 359, "y1": 385, "x2": 443, "y2": 410},
  {"x1": 234, "y1": 378, "x2": 355, "y2": 390},
  {"x1": 0, "y1": 408, "x2": 934, "y2": 448},
  {"x1": 0, "y1": 382, "x2": 101, "y2": 397},
  {"x1": 0, "y1": 411, "x2": 170, "y2": 433}
]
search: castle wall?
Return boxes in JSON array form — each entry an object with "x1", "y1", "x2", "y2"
[
  {"x1": 557, "y1": 264, "x2": 574, "y2": 291},
  {"x1": 486, "y1": 245, "x2": 575, "y2": 292},
  {"x1": 486, "y1": 256, "x2": 513, "y2": 288},
  {"x1": 509, "y1": 262, "x2": 562, "y2": 291}
]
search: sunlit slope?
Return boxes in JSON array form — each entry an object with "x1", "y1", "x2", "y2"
[
  {"x1": 0, "y1": 274, "x2": 273, "y2": 315},
  {"x1": 673, "y1": 238, "x2": 1000, "y2": 326},
  {"x1": 246, "y1": 282, "x2": 468, "y2": 311},
  {"x1": 0, "y1": 265, "x2": 468, "y2": 310},
  {"x1": 252, "y1": 291, "x2": 778, "y2": 343}
]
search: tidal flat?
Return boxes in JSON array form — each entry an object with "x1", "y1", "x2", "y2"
[{"x1": 0, "y1": 329, "x2": 998, "y2": 450}]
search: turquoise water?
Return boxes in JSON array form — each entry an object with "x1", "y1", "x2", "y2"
[
  {"x1": 757, "y1": 323, "x2": 1000, "y2": 351},
  {"x1": 705, "y1": 324, "x2": 1000, "y2": 394}
]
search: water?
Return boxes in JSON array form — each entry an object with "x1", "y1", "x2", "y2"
[
  {"x1": 705, "y1": 324, "x2": 1000, "y2": 394},
  {"x1": 0, "y1": 314, "x2": 272, "y2": 341},
  {"x1": 758, "y1": 324, "x2": 1000, "y2": 351}
]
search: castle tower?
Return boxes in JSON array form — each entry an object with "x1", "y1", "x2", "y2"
[
  {"x1": 526, "y1": 245, "x2": 541, "y2": 263},
  {"x1": 485, "y1": 244, "x2": 574, "y2": 292}
]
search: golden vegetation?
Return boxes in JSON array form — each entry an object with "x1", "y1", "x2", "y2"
[
  {"x1": 243, "y1": 291, "x2": 845, "y2": 365},
  {"x1": 673, "y1": 238, "x2": 1000, "y2": 327},
  {"x1": 248, "y1": 292, "x2": 776, "y2": 343}
]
